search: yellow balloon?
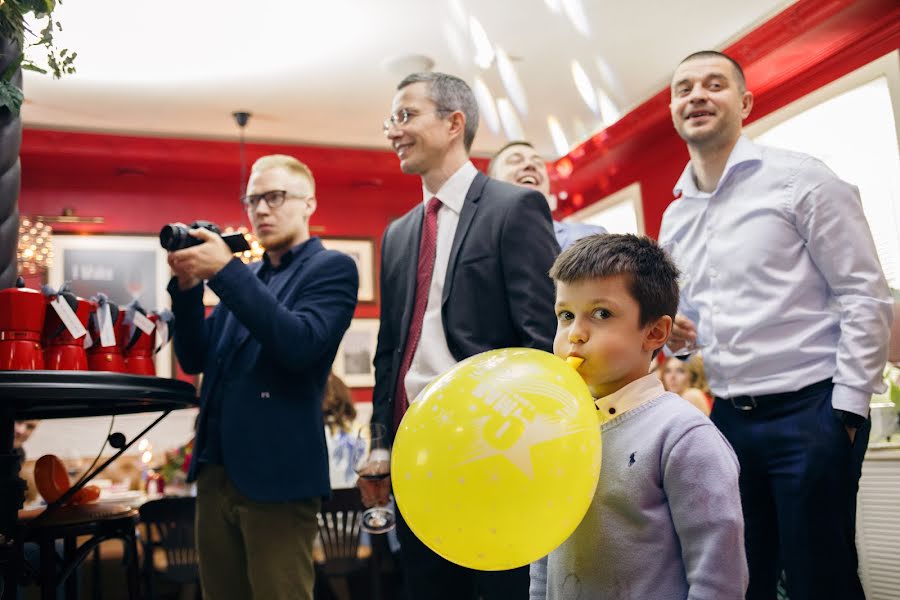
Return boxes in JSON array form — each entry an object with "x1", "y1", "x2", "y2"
[{"x1": 392, "y1": 348, "x2": 601, "y2": 571}]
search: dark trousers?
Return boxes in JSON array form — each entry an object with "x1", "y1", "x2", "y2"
[
  {"x1": 395, "y1": 508, "x2": 529, "y2": 600},
  {"x1": 195, "y1": 465, "x2": 320, "y2": 600},
  {"x1": 711, "y1": 380, "x2": 870, "y2": 600}
]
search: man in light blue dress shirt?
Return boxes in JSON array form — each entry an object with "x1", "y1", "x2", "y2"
[
  {"x1": 489, "y1": 141, "x2": 607, "y2": 249},
  {"x1": 660, "y1": 50, "x2": 893, "y2": 600}
]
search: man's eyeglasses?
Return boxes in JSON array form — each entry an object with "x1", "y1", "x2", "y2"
[
  {"x1": 241, "y1": 189, "x2": 311, "y2": 210},
  {"x1": 382, "y1": 107, "x2": 453, "y2": 133}
]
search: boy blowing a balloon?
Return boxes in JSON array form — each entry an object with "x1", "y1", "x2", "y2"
[{"x1": 530, "y1": 233, "x2": 748, "y2": 599}]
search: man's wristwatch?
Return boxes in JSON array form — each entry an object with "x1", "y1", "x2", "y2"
[{"x1": 834, "y1": 409, "x2": 867, "y2": 429}]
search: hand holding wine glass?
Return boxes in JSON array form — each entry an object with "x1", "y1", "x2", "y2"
[
  {"x1": 354, "y1": 423, "x2": 395, "y2": 534},
  {"x1": 670, "y1": 313, "x2": 704, "y2": 356}
]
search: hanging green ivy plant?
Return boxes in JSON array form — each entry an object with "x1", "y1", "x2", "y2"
[{"x1": 0, "y1": 0, "x2": 76, "y2": 116}]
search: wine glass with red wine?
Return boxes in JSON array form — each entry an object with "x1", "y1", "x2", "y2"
[{"x1": 354, "y1": 423, "x2": 395, "y2": 534}]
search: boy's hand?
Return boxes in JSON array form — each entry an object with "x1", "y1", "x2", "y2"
[{"x1": 669, "y1": 314, "x2": 698, "y2": 352}]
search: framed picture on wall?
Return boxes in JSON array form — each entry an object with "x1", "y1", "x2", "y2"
[
  {"x1": 332, "y1": 318, "x2": 379, "y2": 388},
  {"x1": 320, "y1": 237, "x2": 376, "y2": 303},
  {"x1": 48, "y1": 234, "x2": 173, "y2": 377}
]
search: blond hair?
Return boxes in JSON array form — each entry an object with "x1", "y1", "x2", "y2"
[
  {"x1": 685, "y1": 354, "x2": 711, "y2": 395},
  {"x1": 250, "y1": 154, "x2": 316, "y2": 195}
]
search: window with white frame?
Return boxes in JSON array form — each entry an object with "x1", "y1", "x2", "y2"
[
  {"x1": 746, "y1": 52, "x2": 900, "y2": 290},
  {"x1": 565, "y1": 182, "x2": 644, "y2": 235}
]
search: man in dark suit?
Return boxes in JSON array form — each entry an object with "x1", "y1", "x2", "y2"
[
  {"x1": 167, "y1": 154, "x2": 358, "y2": 600},
  {"x1": 370, "y1": 72, "x2": 559, "y2": 600}
]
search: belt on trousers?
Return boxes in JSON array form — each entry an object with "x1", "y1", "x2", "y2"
[{"x1": 716, "y1": 378, "x2": 833, "y2": 412}]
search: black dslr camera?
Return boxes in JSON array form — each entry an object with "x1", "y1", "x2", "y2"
[{"x1": 159, "y1": 220, "x2": 251, "y2": 253}]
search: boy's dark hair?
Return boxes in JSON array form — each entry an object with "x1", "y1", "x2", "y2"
[{"x1": 549, "y1": 233, "x2": 680, "y2": 327}]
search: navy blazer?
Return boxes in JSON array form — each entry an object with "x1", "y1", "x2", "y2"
[
  {"x1": 169, "y1": 237, "x2": 358, "y2": 502},
  {"x1": 372, "y1": 172, "x2": 560, "y2": 437}
]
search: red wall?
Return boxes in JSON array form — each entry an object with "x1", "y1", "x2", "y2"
[
  {"x1": 550, "y1": 0, "x2": 900, "y2": 238},
  {"x1": 17, "y1": 0, "x2": 899, "y2": 400},
  {"x1": 19, "y1": 131, "x2": 488, "y2": 401}
]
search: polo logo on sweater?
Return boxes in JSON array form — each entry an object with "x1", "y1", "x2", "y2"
[
  {"x1": 260, "y1": 391, "x2": 270, "y2": 399},
  {"x1": 628, "y1": 452, "x2": 636, "y2": 467}
]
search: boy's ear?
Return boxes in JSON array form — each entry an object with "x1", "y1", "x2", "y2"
[{"x1": 643, "y1": 315, "x2": 673, "y2": 354}]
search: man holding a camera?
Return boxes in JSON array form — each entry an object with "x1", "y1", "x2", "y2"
[{"x1": 167, "y1": 154, "x2": 358, "y2": 600}]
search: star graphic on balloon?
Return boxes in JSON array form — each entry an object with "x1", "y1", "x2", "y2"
[{"x1": 459, "y1": 412, "x2": 592, "y2": 478}]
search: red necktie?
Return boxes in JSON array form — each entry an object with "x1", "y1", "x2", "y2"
[{"x1": 393, "y1": 197, "x2": 442, "y2": 431}]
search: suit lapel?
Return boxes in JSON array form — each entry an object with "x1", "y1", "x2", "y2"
[
  {"x1": 396, "y1": 205, "x2": 424, "y2": 349},
  {"x1": 442, "y1": 172, "x2": 486, "y2": 306}
]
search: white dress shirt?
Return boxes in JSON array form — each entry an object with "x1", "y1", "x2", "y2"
[
  {"x1": 659, "y1": 136, "x2": 893, "y2": 417},
  {"x1": 404, "y1": 161, "x2": 478, "y2": 404}
]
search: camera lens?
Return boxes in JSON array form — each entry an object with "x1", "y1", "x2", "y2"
[
  {"x1": 159, "y1": 224, "x2": 201, "y2": 251},
  {"x1": 160, "y1": 224, "x2": 185, "y2": 251}
]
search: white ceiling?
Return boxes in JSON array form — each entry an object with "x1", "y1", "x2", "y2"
[{"x1": 21, "y1": 0, "x2": 795, "y2": 158}]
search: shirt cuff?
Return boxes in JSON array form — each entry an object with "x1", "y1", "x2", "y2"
[{"x1": 830, "y1": 383, "x2": 872, "y2": 419}]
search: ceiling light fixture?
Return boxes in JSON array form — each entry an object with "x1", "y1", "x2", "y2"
[
  {"x1": 448, "y1": 0, "x2": 468, "y2": 29},
  {"x1": 561, "y1": 0, "x2": 591, "y2": 36},
  {"x1": 595, "y1": 55, "x2": 624, "y2": 99},
  {"x1": 597, "y1": 88, "x2": 621, "y2": 126},
  {"x1": 543, "y1": 0, "x2": 562, "y2": 14},
  {"x1": 547, "y1": 116, "x2": 570, "y2": 157},
  {"x1": 497, "y1": 98, "x2": 525, "y2": 141},
  {"x1": 233, "y1": 110, "x2": 252, "y2": 199},
  {"x1": 469, "y1": 16, "x2": 495, "y2": 69},
  {"x1": 571, "y1": 60, "x2": 599, "y2": 115},
  {"x1": 496, "y1": 47, "x2": 528, "y2": 117},
  {"x1": 473, "y1": 77, "x2": 500, "y2": 134}
]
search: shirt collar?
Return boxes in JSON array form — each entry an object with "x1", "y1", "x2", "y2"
[
  {"x1": 594, "y1": 372, "x2": 666, "y2": 422},
  {"x1": 422, "y1": 161, "x2": 478, "y2": 214},
  {"x1": 261, "y1": 237, "x2": 315, "y2": 271},
  {"x1": 673, "y1": 135, "x2": 763, "y2": 198}
]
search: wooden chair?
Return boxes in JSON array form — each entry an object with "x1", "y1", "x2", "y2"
[
  {"x1": 315, "y1": 488, "x2": 381, "y2": 600},
  {"x1": 138, "y1": 497, "x2": 199, "y2": 600}
]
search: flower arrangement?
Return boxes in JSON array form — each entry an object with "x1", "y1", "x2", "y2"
[{"x1": 158, "y1": 439, "x2": 194, "y2": 485}]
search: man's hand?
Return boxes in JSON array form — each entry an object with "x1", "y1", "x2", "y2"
[
  {"x1": 846, "y1": 426, "x2": 857, "y2": 444},
  {"x1": 668, "y1": 313, "x2": 698, "y2": 353},
  {"x1": 168, "y1": 227, "x2": 233, "y2": 289}
]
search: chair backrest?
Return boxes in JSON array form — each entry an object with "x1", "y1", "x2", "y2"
[
  {"x1": 317, "y1": 487, "x2": 368, "y2": 577},
  {"x1": 139, "y1": 496, "x2": 198, "y2": 584}
]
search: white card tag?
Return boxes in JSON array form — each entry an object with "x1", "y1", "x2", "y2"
[
  {"x1": 132, "y1": 311, "x2": 156, "y2": 335},
  {"x1": 155, "y1": 320, "x2": 169, "y2": 354},
  {"x1": 50, "y1": 297, "x2": 87, "y2": 339},
  {"x1": 98, "y1": 303, "x2": 116, "y2": 347},
  {"x1": 84, "y1": 330, "x2": 94, "y2": 350}
]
